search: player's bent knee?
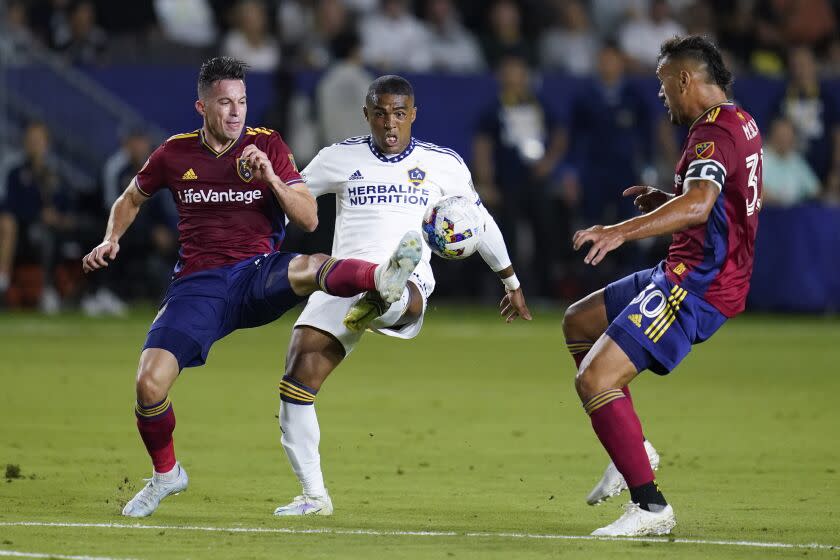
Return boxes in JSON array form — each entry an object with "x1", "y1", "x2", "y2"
[
  {"x1": 288, "y1": 253, "x2": 330, "y2": 295},
  {"x1": 575, "y1": 364, "x2": 617, "y2": 401},
  {"x1": 562, "y1": 302, "x2": 583, "y2": 338},
  {"x1": 135, "y1": 369, "x2": 169, "y2": 406},
  {"x1": 135, "y1": 349, "x2": 179, "y2": 406}
]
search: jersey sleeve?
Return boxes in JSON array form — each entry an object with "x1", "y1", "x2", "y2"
[
  {"x1": 134, "y1": 143, "x2": 168, "y2": 197},
  {"x1": 300, "y1": 147, "x2": 343, "y2": 198},
  {"x1": 683, "y1": 122, "x2": 737, "y2": 192},
  {"x1": 266, "y1": 132, "x2": 304, "y2": 186},
  {"x1": 440, "y1": 157, "x2": 481, "y2": 204}
]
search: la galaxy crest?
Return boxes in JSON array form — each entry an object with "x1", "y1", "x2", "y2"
[
  {"x1": 695, "y1": 141, "x2": 715, "y2": 159},
  {"x1": 237, "y1": 158, "x2": 254, "y2": 182},
  {"x1": 408, "y1": 167, "x2": 426, "y2": 186}
]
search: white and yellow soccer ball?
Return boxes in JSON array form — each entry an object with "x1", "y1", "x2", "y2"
[{"x1": 421, "y1": 195, "x2": 485, "y2": 259}]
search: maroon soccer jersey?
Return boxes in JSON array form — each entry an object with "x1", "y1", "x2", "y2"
[
  {"x1": 136, "y1": 127, "x2": 303, "y2": 278},
  {"x1": 665, "y1": 103, "x2": 763, "y2": 317}
]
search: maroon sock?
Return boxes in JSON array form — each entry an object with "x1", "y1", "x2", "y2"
[
  {"x1": 622, "y1": 385, "x2": 634, "y2": 406},
  {"x1": 566, "y1": 340, "x2": 593, "y2": 369},
  {"x1": 135, "y1": 398, "x2": 177, "y2": 473},
  {"x1": 316, "y1": 258, "x2": 377, "y2": 297},
  {"x1": 584, "y1": 390, "x2": 654, "y2": 488},
  {"x1": 568, "y1": 337, "x2": 644, "y2": 442}
]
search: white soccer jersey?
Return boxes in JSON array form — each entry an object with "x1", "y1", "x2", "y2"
[{"x1": 301, "y1": 135, "x2": 480, "y2": 293}]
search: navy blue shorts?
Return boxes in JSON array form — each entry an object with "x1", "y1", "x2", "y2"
[
  {"x1": 604, "y1": 263, "x2": 727, "y2": 375},
  {"x1": 143, "y1": 252, "x2": 305, "y2": 369}
]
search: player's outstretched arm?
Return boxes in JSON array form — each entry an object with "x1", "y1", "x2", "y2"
[
  {"x1": 82, "y1": 180, "x2": 147, "y2": 273},
  {"x1": 474, "y1": 206, "x2": 532, "y2": 322},
  {"x1": 241, "y1": 144, "x2": 318, "y2": 232},
  {"x1": 573, "y1": 179, "x2": 719, "y2": 266}
]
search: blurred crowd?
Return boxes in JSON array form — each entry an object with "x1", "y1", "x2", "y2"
[{"x1": 1, "y1": 0, "x2": 840, "y2": 311}]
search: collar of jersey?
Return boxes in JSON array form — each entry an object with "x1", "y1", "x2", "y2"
[
  {"x1": 689, "y1": 101, "x2": 735, "y2": 130},
  {"x1": 199, "y1": 129, "x2": 242, "y2": 158},
  {"x1": 368, "y1": 136, "x2": 416, "y2": 163}
]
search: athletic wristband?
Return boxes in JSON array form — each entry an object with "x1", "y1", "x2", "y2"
[{"x1": 501, "y1": 274, "x2": 520, "y2": 291}]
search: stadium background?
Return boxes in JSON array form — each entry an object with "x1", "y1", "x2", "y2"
[
  {"x1": 1, "y1": 1, "x2": 839, "y2": 559},
  {"x1": 1, "y1": 0, "x2": 839, "y2": 313}
]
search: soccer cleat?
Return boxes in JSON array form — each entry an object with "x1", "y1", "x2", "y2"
[
  {"x1": 343, "y1": 291, "x2": 388, "y2": 332},
  {"x1": 591, "y1": 502, "x2": 676, "y2": 536},
  {"x1": 273, "y1": 492, "x2": 334, "y2": 516},
  {"x1": 121, "y1": 463, "x2": 189, "y2": 517},
  {"x1": 586, "y1": 440, "x2": 660, "y2": 505},
  {"x1": 374, "y1": 231, "x2": 422, "y2": 304}
]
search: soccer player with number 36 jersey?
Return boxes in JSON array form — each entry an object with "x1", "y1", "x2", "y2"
[
  {"x1": 82, "y1": 57, "x2": 424, "y2": 518},
  {"x1": 562, "y1": 36, "x2": 763, "y2": 536}
]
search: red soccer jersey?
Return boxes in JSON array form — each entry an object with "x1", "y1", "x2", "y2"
[
  {"x1": 135, "y1": 127, "x2": 303, "y2": 278},
  {"x1": 665, "y1": 103, "x2": 763, "y2": 317}
]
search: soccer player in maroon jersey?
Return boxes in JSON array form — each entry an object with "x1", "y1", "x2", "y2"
[
  {"x1": 563, "y1": 36, "x2": 763, "y2": 536},
  {"x1": 81, "y1": 57, "x2": 423, "y2": 517}
]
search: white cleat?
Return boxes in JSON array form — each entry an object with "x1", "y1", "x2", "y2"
[
  {"x1": 273, "y1": 492, "x2": 334, "y2": 516},
  {"x1": 343, "y1": 291, "x2": 387, "y2": 332},
  {"x1": 374, "y1": 231, "x2": 422, "y2": 304},
  {"x1": 121, "y1": 463, "x2": 188, "y2": 517},
  {"x1": 586, "y1": 440, "x2": 660, "y2": 506},
  {"x1": 591, "y1": 502, "x2": 676, "y2": 536}
]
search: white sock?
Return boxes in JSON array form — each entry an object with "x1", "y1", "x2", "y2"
[
  {"x1": 154, "y1": 462, "x2": 179, "y2": 482},
  {"x1": 280, "y1": 401, "x2": 326, "y2": 497}
]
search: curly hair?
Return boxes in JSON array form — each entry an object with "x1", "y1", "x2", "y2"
[
  {"x1": 658, "y1": 35, "x2": 733, "y2": 91},
  {"x1": 366, "y1": 75, "x2": 414, "y2": 106}
]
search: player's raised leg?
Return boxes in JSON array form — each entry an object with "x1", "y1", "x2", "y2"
[
  {"x1": 273, "y1": 327, "x2": 343, "y2": 516},
  {"x1": 342, "y1": 231, "x2": 423, "y2": 331},
  {"x1": 122, "y1": 348, "x2": 188, "y2": 517},
  {"x1": 564, "y1": 285, "x2": 659, "y2": 505},
  {"x1": 287, "y1": 231, "x2": 422, "y2": 305},
  {"x1": 576, "y1": 336, "x2": 675, "y2": 536}
]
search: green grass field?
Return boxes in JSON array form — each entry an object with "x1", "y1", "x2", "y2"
[{"x1": 0, "y1": 306, "x2": 838, "y2": 559}]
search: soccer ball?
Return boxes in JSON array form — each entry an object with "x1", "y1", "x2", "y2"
[{"x1": 421, "y1": 195, "x2": 485, "y2": 259}]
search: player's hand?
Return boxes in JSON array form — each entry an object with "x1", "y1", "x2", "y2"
[
  {"x1": 82, "y1": 240, "x2": 120, "y2": 273},
  {"x1": 623, "y1": 185, "x2": 671, "y2": 214},
  {"x1": 573, "y1": 225, "x2": 626, "y2": 266},
  {"x1": 499, "y1": 288, "x2": 532, "y2": 323},
  {"x1": 241, "y1": 145, "x2": 278, "y2": 183}
]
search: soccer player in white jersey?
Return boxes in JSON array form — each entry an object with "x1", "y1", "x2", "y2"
[{"x1": 273, "y1": 75, "x2": 532, "y2": 516}]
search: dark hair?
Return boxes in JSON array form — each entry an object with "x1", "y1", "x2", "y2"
[
  {"x1": 366, "y1": 75, "x2": 414, "y2": 106},
  {"x1": 197, "y1": 56, "x2": 248, "y2": 98},
  {"x1": 658, "y1": 35, "x2": 733, "y2": 91}
]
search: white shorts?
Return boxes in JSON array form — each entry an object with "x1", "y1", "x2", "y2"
[{"x1": 294, "y1": 272, "x2": 431, "y2": 355}]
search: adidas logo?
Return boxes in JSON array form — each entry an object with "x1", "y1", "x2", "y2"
[
  {"x1": 348, "y1": 170, "x2": 363, "y2": 180},
  {"x1": 182, "y1": 168, "x2": 198, "y2": 180},
  {"x1": 628, "y1": 314, "x2": 642, "y2": 327}
]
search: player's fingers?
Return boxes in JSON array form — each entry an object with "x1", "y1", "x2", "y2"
[
  {"x1": 500, "y1": 300, "x2": 512, "y2": 316},
  {"x1": 623, "y1": 186, "x2": 646, "y2": 197},
  {"x1": 518, "y1": 303, "x2": 533, "y2": 321},
  {"x1": 107, "y1": 244, "x2": 119, "y2": 260},
  {"x1": 574, "y1": 231, "x2": 594, "y2": 251},
  {"x1": 584, "y1": 242, "x2": 602, "y2": 265}
]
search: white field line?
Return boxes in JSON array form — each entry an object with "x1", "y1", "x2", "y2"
[
  {"x1": 0, "y1": 550, "x2": 138, "y2": 560},
  {"x1": 0, "y1": 521, "x2": 837, "y2": 551}
]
